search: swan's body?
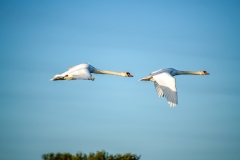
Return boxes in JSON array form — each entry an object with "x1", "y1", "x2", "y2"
[
  {"x1": 140, "y1": 68, "x2": 209, "y2": 107},
  {"x1": 51, "y1": 63, "x2": 133, "y2": 81}
]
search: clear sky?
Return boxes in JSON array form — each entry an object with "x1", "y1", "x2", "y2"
[{"x1": 0, "y1": 0, "x2": 240, "y2": 160}]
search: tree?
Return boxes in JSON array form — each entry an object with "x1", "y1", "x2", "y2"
[{"x1": 42, "y1": 151, "x2": 140, "y2": 160}]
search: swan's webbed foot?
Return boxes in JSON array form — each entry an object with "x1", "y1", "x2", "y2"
[{"x1": 52, "y1": 76, "x2": 64, "y2": 81}]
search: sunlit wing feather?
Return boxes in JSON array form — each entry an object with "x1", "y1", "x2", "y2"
[
  {"x1": 69, "y1": 68, "x2": 92, "y2": 80},
  {"x1": 152, "y1": 72, "x2": 178, "y2": 107},
  {"x1": 61, "y1": 64, "x2": 93, "y2": 80},
  {"x1": 67, "y1": 63, "x2": 89, "y2": 72},
  {"x1": 154, "y1": 82, "x2": 164, "y2": 97}
]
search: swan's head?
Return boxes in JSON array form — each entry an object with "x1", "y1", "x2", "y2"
[
  {"x1": 199, "y1": 70, "x2": 210, "y2": 75},
  {"x1": 123, "y1": 72, "x2": 133, "y2": 77}
]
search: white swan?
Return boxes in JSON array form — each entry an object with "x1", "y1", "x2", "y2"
[
  {"x1": 140, "y1": 68, "x2": 209, "y2": 107},
  {"x1": 50, "y1": 63, "x2": 133, "y2": 81}
]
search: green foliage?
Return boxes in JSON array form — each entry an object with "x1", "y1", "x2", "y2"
[{"x1": 42, "y1": 151, "x2": 140, "y2": 160}]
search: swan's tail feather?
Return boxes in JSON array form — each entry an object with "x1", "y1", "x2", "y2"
[{"x1": 139, "y1": 76, "x2": 152, "y2": 81}]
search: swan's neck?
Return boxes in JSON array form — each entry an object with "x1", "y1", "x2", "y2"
[
  {"x1": 92, "y1": 69, "x2": 124, "y2": 76},
  {"x1": 175, "y1": 71, "x2": 201, "y2": 75}
]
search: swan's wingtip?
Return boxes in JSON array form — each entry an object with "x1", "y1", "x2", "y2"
[{"x1": 168, "y1": 102, "x2": 177, "y2": 107}]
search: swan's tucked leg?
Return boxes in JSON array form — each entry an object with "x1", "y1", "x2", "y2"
[{"x1": 51, "y1": 76, "x2": 64, "y2": 81}]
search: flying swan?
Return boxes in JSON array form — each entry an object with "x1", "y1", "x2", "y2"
[
  {"x1": 140, "y1": 68, "x2": 209, "y2": 107},
  {"x1": 50, "y1": 63, "x2": 133, "y2": 81}
]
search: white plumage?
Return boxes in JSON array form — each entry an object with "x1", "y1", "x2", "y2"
[
  {"x1": 140, "y1": 68, "x2": 209, "y2": 107},
  {"x1": 51, "y1": 63, "x2": 133, "y2": 81}
]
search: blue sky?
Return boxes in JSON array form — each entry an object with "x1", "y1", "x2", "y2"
[{"x1": 0, "y1": 0, "x2": 240, "y2": 160}]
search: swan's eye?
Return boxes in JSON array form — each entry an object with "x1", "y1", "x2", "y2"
[
  {"x1": 126, "y1": 72, "x2": 133, "y2": 77},
  {"x1": 203, "y1": 71, "x2": 209, "y2": 75}
]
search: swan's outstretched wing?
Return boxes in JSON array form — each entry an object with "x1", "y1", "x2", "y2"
[
  {"x1": 154, "y1": 82, "x2": 164, "y2": 97},
  {"x1": 153, "y1": 72, "x2": 178, "y2": 107},
  {"x1": 63, "y1": 64, "x2": 94, "y2": 80},
  {"x1": 69, "y1": 68, "x2": 93, "y2": 80}
]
